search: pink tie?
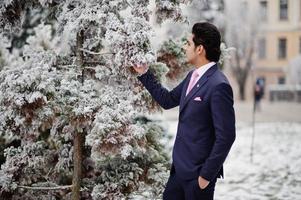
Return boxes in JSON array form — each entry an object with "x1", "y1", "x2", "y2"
[{"x1": 186, "y1": 70, "x2": 199, "y2": 96}]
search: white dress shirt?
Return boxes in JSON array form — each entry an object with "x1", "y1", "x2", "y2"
[{"x1": 193, "y1": 62, "x2": 216, "y2": 83}]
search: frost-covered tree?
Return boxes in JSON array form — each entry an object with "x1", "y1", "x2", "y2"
[
  {"x1": 225, "y1": 0, "x2": 261, "y2": 100},
  {"x1": 0, "y1": 0, "x2": 192, "y2": 199},
  {"x1": 157, "y1": 38, "x2": 191, "y2": 84},
  {"x1": 184, "y1": 0, "x2": 224, "y2": 26},
  {"x1": 153, "y1": 0, "x2": 225, "y2": 44}
]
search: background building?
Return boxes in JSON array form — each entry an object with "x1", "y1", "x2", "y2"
[{"x1": 225, "y1": 0, "x2": 301, "y2": 101}]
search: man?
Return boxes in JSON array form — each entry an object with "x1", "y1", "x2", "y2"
[{"x1": 133, "y1": 22, "x2": 236, "y2": 200}]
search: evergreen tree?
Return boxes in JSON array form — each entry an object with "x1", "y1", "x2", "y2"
[{"x1": 0, "y1": 0, "x2": 192, "y2": 199}]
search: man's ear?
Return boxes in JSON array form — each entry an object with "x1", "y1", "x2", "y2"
[{"x1": 197, "y1": 45, "x2": 204, "y2": 55}]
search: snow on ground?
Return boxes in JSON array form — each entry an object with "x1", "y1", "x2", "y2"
[
  {"x1": 216, "y1": 122, "x2": 301, "y2": 200},
  {"x1": 161, "y1": 121, "x2": 301, "y2": 200}
]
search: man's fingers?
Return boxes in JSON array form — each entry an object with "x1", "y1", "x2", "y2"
[
  {"x1": 132, "y1": 66, "x2": 139, "y2": 72},
  {"x1": 132, "y1": 64, "x2": 148, "y2": 75},
  {"x1": 133, "y1": 65, "x2": 141, "y2": 70},
  {"x1": 134, "y1": 63, "x2": 147, "y2": 68}
]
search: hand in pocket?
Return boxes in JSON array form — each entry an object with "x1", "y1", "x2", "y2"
[{"x1": 198, "y1": 176, "x2": 210, "y2": 190}]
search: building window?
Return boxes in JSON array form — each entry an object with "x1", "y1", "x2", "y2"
[
  {"x1": 278, "y1": 77, "x2": 286, "y2": 84},
  {"x1": 278, "y1": 38, "x2": 287, "y2": 59},
  {"x1": 259, "y1": 1, "x2": 268, "y2": 21},
  {"x1": 258, "y1": 38, "x2": 266, "y2": 59},
  {"x1": 279, "y1": 0, "x2": 288, "y2": 20}
]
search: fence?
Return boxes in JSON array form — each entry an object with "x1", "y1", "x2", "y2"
[{"x1": 269, "y1": 85, "x2": 301, "y2": 102}]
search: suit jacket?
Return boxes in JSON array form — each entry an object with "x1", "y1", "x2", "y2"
[{"x1": 137, "y1": 64, "x2": 236, "y2": 181}]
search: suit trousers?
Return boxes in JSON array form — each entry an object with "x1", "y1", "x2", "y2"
[{"x1": 163, "y1": 166, "x2": 217, "y2": 200}]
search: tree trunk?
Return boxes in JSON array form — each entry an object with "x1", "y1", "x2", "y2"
[
  {"x1": 232, "y1": 45, "x2": 254, "y2": 101},
  {"x1": 233, "y1": 69, "x2": 247, "y2": 101},
  {"x1": 72, "y1": 30, "x2": 85, "y2": 200},
  {"x1": 238, "y1": 82, "x2": 245, "y2": 101},
  {"x1": 72, "y1": 131, "x2": 84, "y2": 200}
]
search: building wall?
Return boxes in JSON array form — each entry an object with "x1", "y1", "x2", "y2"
[{"x1": 225, "y1": 0, "x2": 301, "y2": 101}]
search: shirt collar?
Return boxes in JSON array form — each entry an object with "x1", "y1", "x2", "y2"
[{"x1": 194, "y1": 62, "x2": 216, "y2": 77}]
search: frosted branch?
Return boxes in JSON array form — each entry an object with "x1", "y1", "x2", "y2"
[
  {"x1": 17, "y1": 185, "x2": 73, "y2": 190},
  {"x1": 80, "y1": 48, "x2": 114, "y2": 55}
]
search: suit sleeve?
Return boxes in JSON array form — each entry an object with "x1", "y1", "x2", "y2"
[
  {"x1": 137, "y1": 70, "x2": 188, "y2": 110},
  {"x1": 199, "y1": 83, "x2": 236, "y2": 181}
]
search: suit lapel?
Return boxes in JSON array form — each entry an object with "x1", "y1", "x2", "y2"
[
  {"x1": 180, "y1": 64, "x2": 218, "y2": 114},
  {"x1": 180, "y1": 70, "x2": 193, "y2": 110}
]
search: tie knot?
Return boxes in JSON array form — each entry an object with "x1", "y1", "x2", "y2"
[{"x1": 192, "y1": 70, "x2": 199, "y2": 78}]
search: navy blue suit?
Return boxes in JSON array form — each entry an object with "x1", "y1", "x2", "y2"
[{"x1": 138, "y1": 64, "x2": 235, "y2": 199}]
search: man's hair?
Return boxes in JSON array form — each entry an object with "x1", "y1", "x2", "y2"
[{"x1": 192, "y1": 22, "x2": 221, "y2": 62}]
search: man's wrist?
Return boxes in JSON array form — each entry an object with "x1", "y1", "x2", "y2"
[{"x1": 137, "y1": 69, "x2": 149, "y2": 77}]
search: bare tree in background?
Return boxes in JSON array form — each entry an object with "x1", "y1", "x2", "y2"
[{"x1": 225, "y1": 0, "x2": 260, "y2": 100}]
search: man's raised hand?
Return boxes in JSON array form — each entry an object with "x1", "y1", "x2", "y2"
[{"x1": 132, "y1": 64, "x2": 148, "y2": 76}]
